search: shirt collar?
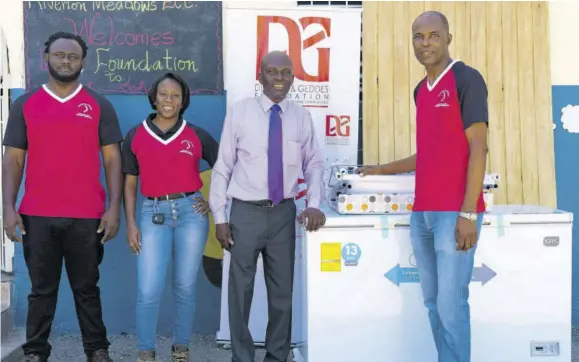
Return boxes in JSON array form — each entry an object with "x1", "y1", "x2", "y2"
[
  {"x1": 258, "y1": 94, "x2": 288, "y2": 113},
  {"x1": 145, "y1": 113, "x2": 184, "y2": 136}
]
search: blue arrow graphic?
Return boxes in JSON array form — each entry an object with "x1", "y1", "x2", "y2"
[
  {"x1": 384, "y1": 265, "x2": 420, "y2": 286},
  {"x1": 471, "y1": 263, "x2": 497, "y2": 285},
  {"x1": 384, "y1": 263, "x2": 496, "y2": 286}
]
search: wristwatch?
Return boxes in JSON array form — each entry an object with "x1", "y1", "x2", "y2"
[{"x1": 459, "y1": 212, "x2": 477, "y2": 222}]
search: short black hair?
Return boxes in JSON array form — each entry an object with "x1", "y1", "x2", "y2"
[
  {"x1": 415, "y1": 11, "x2": 450, "y2": 33},
  {"x1": 147, "y1": 72, "x2": 191, "y2": 117},
  {"x1": 44, "y1": 31, "x2": 88, "y2": 59}
]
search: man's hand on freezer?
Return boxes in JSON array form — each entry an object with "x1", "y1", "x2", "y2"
[{"x1": 356, "y1": 165, "x2": 383, "y2": 177}]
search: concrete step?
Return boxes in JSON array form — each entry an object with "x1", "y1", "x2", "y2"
[
  {"x1": 1, "y1": 272, "x2": 14, "y2": 339},
  {"x1": 0, "y1": 328, "x2": 25, "y2": 362},
  {"x1": 1, "y1": 271, "x2": 23, "y2": 361},
  {"x1": 1, "y1": 279, "x2": 11, "y2": 313},
  {"x1": 1, "y1": 308, "x2": 13, "y2": 338}
]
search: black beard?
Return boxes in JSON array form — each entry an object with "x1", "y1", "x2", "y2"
[{"x1": 48, "y1": 63, "x2": 82, "y2": 83}]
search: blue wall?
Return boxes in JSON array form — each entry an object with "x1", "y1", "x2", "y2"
[
  {"x1": 552, "y1": 85, "x2": 579, "y2": 324},
  {"x1": 11, "y1": 88, "x2": 227, "y2": 335}
]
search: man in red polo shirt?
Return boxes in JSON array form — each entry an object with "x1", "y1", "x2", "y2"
[
  {"x1": 2, "y1": 32, "x2": 122, "y2": 362},
  {"x1": 358, "y1": 11, "x2": 488, "y2": 362}
]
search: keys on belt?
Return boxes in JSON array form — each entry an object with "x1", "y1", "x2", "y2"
[{"x1": 148, "y1": 191, "x2": 196, "y2": 201}]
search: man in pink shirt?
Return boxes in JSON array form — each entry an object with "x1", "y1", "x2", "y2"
[{"x1": 209, "y1": 51, "x2": 326, "y2": 362}]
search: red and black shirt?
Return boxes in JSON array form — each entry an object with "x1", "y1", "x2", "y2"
[
  {"x1": 2, "y1": 84, "x2": 123, "y2": 218},
  {"x1": 413, "y1": 60, "x2": 489, "y2": 213},
  {"x1": 121, "y1": 114, "x2": 219, "y2": 198}
]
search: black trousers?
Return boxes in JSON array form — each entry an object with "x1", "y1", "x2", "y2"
[
  {"x1": 21, "y1": 215, "x2": 110, "y2": 359},
  {"x1": 228, "y1": 199, "x2": 296, "y2": 362}
]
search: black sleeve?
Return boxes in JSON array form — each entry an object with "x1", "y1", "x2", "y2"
[
  {"x1": 191, "y1": 124, "x2": 219, "y2": 168},
  {"x1": 93, "y1": 92, "x2": 124, "y2": 146},
  {"x1": 456, "y1": 66, "x2": 489, "y2": 130},
  {"x1": 3, "y1": 93, "x2": 32, "y2": 150},
  {"x1": 413, "y1": 78, "x2": 424, "y2": 106},
  {"x1": 121, "y1": 126, "x2": 140, "y2": 176}
]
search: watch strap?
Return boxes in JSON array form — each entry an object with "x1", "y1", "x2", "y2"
[{"x1": 459, "y1": 212, "x2": 477, "y2": 221}]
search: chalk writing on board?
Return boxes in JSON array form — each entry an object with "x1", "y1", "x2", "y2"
[
  {"x1": 30, "y1": 1, "x2": 206, "y2": 12},
  {"x1": 24, "y1": 1, "x2": 223, "y2": 95}
]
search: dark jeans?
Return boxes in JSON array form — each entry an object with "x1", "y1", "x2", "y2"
[{"x1": 21, "y1": 215, "x2": 110, "y2": 359}]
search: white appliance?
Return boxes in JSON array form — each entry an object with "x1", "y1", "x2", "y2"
[
  {"x1": 294, "y1": 204, "x2": 573, "y2": 362},
  {"x1": 216, "y1": 225, "x2": 306, "y2": 347},
  {"x1": 0, "y1": 26, "x2": 13, "y2": 273},
  {"x1": 326, "y1": 171, "x2": 499, "y2": 215},
  {"x1": 214, "y1": 161, "x2": 352, "y2": 347}
]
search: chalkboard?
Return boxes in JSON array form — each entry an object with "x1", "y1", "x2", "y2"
[{"x1": 23, "y1": 1, "x2": 223, "y2": 95}]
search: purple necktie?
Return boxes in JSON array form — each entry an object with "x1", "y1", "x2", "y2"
[{"x1": 268, "y1": 104, "x2": 284, "y2": 204}]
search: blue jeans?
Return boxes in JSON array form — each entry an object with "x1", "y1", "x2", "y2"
[
  {"x1": 136, "y1": 193, "x2": 209, "y2": 351},
  {"x1": 410, "y1": 211, "x2": 483, "y2": 362}
]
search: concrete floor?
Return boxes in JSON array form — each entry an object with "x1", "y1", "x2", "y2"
[
  {"x1": 46, "y1": 333, "x2": 275, "y2": 362},
  {"x1": 37, "y1": 327, "x2": 579, "y2": 361}
]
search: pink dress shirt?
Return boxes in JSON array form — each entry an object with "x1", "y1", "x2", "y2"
[{"x1": 209, "y1": 95, "x2": 325, "y2": 224}]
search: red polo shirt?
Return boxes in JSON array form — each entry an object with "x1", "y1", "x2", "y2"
[
  {"x1": 2, "y1": 84, "x2": 123, "y2": 219},
  {"x1": 413, "y1": 60, "x2": 489, "y2": 213},
  {"x1": 121, "y1": 114, "x2": 219, "y2": 198}
]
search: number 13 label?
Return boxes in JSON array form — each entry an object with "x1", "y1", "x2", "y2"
[{"x1": 341, "y1": 243, "x2": 362, "y2": 266}]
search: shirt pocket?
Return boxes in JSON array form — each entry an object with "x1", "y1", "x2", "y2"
[{"x1": 284, "y1": 140, "x2": 302, "y2": 167}]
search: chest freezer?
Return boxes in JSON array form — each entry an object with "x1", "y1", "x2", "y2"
[{"x1": 294, "y1": 205, "x2": 573, "y2": 362}]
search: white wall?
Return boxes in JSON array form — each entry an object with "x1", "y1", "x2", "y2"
[
  {"x1": 0, "y1": 0, "x2": 24, "y2": 88},
  {"x1": 550, "y1": 1, "x2": 579, "y2": 85}
]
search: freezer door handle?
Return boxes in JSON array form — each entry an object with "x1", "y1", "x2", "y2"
[
  {"x1": 321, "y1": 224, "x2": 411, "y2": 229},
  {"x1": 323, "y1": 220, "x2": 569, "y2": 230},
  {"x1": 483, "y1": 220, "x2": 571, "y2": 226},
  {"x1": 508, "y1": 220, "x2": 571, "y2": 225},
  {"x1": 320, "y1": 225, "x2": 378, "y2": 230},
  {"x1": 379, "y1": 223, "x2": 411, "y2": 228},
  {"x1": 324, "y1": 221, "x2": 570, "y2": 229}
]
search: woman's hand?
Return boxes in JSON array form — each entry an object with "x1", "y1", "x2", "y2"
[
  {"x1": 127, "y1": 222, "x2": 141, "y2": 255},
  {"x1": 193, "y1": 197, "x2": 211, "y2": 216}
]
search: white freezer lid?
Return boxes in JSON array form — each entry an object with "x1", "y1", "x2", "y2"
[
  {"x1": 320, "y1": 205, "x2": 411, "y2": 228},
  {"x1": 320, "y1": 204, "x2": 573, "y2": 229},
  {"x1": 483, "y1": 204, "x2": 573, "y2": 224}
]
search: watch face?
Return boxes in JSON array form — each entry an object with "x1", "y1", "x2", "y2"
[{"x1": 462, "y1": 212, "x2": 476, "y2": 221}]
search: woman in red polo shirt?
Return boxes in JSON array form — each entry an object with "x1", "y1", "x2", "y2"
[{"x1": 121, "y1": 73, "x2": 219, "y2": 362}]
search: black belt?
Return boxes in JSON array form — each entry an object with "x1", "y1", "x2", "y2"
[
  {"x1": 148, "y1": 191, "x2": 196, "y2": 201},
  {"x1": 237, "y1": 198, "x2": 292, "y2": 208}
]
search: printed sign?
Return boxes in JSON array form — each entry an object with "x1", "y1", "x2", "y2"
[
  {"x1": 224, "y1": 7, "x2": 362, "y2": 175},
  {"x1": 326, "y1": 115, "x2": 351, "y2": 145},
  {"x1": 321, "y1": 242, "x2": 342, "y2": 272}
]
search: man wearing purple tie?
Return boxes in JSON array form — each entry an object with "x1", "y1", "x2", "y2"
[{"x1": 209, "y1": 51, "x2": 326, "y2": 362}]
